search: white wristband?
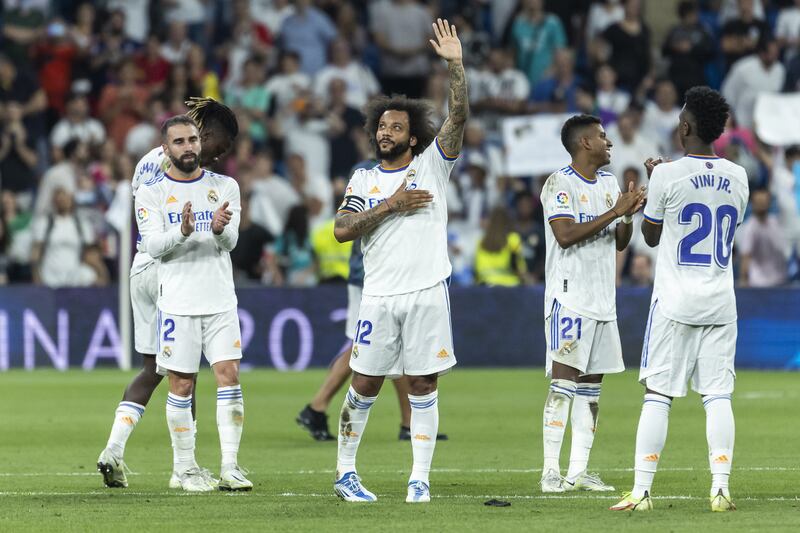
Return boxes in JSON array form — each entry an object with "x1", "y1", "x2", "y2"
[{"x1": 622, "y1": 214, "x2": 633, "y2": 224}]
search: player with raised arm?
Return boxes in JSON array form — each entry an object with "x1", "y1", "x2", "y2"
[
  {"x1": 331, "y1": 18, "x2": 467, "y2": 504},
  {"x1": 610, "y1": 87, "x2": 747, "y2": 512},
  {"x1": 539, "y1": 115, "x2": 645, "y2": 493},
  {"x1": 136, "y1": 114, "x2": 249, "y2": 493},
  {"x1": 97, "y1": 98, "x2": 238, "y2": 489}
]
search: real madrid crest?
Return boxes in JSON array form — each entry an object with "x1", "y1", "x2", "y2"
[
  {"x1": 352, "y1": 345, "x2": 359, "y2": 359},
  {"x1": 208, "y1": 189, "x2": 219, "y2": 203},
  {"x1": 605, "y1": 193, "x2": 613, "y2": 208},
  {"x1": 162, "y1": 346, "x2": 172, "y2": 358}
]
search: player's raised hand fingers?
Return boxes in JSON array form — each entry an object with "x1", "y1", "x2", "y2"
[
  {"x1": 451, "y1": 23, "x2": 457, "y2": 38},
  {"x1": 432, "y1": 20, "x2": 443, "y2": 42},
  {"x1": 429, "y1": 39, "x2": 440, "y2": 52},
  {"x1": 220, "y1": 201, "x2": 229, "y2": 211}
]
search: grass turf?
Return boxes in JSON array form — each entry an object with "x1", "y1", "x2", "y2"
[{"x1": 0, "y1": 369, "x2": 797, "y2": 532}]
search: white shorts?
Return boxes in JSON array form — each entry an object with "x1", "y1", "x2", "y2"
[
  {"x1": 544, "y1": 300, "x2": 624, "y2": 377},
  {"x1": 639, "y1": 300, "x2": 736, "y2": 398},
  {"x1": 345, "y1": 284, "x2": 362, "y2": 340},
  {"x1": 349, "y1": 281, "x2": 456, "y2": 379},
  {"x1": 156, "y1": 308, "x2": 243, "y2": 375},
  {"x1": 131, "y1": 263, "x2": 158, "y2": 355}
]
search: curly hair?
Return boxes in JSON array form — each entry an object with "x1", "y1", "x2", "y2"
[
  {"x1": 185, "y1": 96, "x2": 239, "y2": 140},
  {"x1": 560, "y1": 114, "x2": 601, "y2": 155},
  {"x1": 363, "y1": 95, "x2": 437, "y2": 157},
  {"x1": 684, "y1": 86, "x2": 729, "y2": 144}
]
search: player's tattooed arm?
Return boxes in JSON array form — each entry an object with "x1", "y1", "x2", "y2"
[{"x1": 430, "y1": 18, "x2": 468, "y2": 156}]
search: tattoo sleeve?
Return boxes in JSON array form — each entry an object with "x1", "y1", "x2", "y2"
[
  {"x1": 438, "y1": 60, "x2": 469, "y2": 157},
  {"x1": 334, "y1": 203, "x2": 391, "y2": 242}
]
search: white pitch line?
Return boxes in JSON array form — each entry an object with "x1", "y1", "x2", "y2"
[{"x1": 1, "y1": 466, "x2": 797, "y2": 477}]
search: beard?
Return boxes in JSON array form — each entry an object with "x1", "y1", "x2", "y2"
[
  {"x1": 376, "y1": 138, "x2": 411, "y2": 160},
  {"x1": 170, "y1": 152, "x2": 199, "y2": 173}
]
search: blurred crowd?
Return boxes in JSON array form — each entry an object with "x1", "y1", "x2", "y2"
[{"x1": 0, "y1": 0, "x2": 799, "y2": 289}]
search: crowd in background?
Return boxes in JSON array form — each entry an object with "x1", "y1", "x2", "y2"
[{"x1": 0, "y1": 0, "x2": 799, "y2": 289}]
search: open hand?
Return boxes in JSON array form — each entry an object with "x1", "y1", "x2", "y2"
[
  {"x1": 180, "y1": 201, "x2": 195, "y2": 237},
  {"x1": 212, "y1": 201, "x2": 232, "y2": 235},
  {"x1": 385, "y1": 182, "x2": 433, "y2": 213},
  {"x1": 613, "y1": 182, "x2": 647, "y2": 216},
  {"x1": 429, "y1": 18, "x2": 462, "y2": 62}
]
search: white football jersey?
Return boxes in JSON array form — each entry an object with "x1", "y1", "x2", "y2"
[
  {"x1": 543, "y1": 165, "x2": 621, "y2": 321},
  {"x1": 339, "y1": 139, "x2": 457, "y2": 296},
  {"x1": 130, "y1": 147, "x2": 172, "y2": 276},
  {"x1": 135, "y1": 168, "x2": 240, "y2": 316},
  {"x1": 643, "y1": 155, "x2": 749, "y2": 325}
]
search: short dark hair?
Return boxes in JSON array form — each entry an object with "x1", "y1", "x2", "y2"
[
  {"x1": 364, "y1": 95, "x2": 437, "y2": 157},
  {"x1": 185, "y1": 97, "x2": 239, "y2": 139},
  {"x1": 560, "y1": 114, "x2": 601, "y2": 155},
  {"x1": 683, "y1": 86, "x2": 729, "y2": 144},
  {"x1": 677, "y1": 0, "x2": 696, "y2": 19},
  {"x1": 160, "y1": 114, "x2": 198, "y2": 140}
]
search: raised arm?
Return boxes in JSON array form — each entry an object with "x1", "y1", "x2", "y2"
[{"x1": 430, "y1": 18, "x2": 468, "y2": 157}]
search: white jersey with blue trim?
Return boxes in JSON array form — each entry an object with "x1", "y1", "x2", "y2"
[
  {"x1": 542, "y1": 165, "x2": 621, "y2": 321},
  {"x1": 643, "y1": 155, "x2": 749, "y2": 325},
  {"x1": 338, "y1": 138, "x2": 457, "y2": 296},
  {"x1": 134, "y1": 168, "x2": 241, "y2": 316},
  {"x1": 130, "y1": 147, "x2": 172, "y2": 276}
]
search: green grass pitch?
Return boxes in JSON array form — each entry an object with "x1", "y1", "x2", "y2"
[{"x1": 0, "y1": 369, "x2": 797, "y2": 532}]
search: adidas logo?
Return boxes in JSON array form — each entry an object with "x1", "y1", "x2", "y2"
[
  {"x1": 233, "y1": 340, "x2": 241, "y2": 348},
  {"x1": 713, "y1": 455, "x2": 730, "y2": 464},
  {"x1": 121, "y1": 416, "x2": 135, "y2": 426},
  {"x1": 580, "y1": 194, "x2": 588, "y2": 203},
  {"x1": 167, "y1": 195, "x2": 178, "y2": 204},
  {"x1": 369, "y1": 185, "x2": 381, "y2": 194},
  {"x1": 643, "y1": 454, "x2": 660, "y2": 462},
  {"x1": 174, "y1": 426, "x2": 191, "y2": 433},
  {"x1": 414, "y1": 434, "x2": 432, "y2": 441},
  {"x1": 437, "y1": 348, "x2": 449, "y2": 358},
  {"x1": 548, "y1": 420, "x2": 564, "y2": 428}
]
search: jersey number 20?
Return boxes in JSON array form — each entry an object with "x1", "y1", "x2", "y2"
[{"x1": 677, "y1": 203, "x2": 738, "y2": 268}]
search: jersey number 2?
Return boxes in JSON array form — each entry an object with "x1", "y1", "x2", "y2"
[
  {"x1": 163, "y1": 319, "x2": 176, "y2": 342},
  {"x1": 677, "y1": 203, "x2": 738, "y2": 268}
]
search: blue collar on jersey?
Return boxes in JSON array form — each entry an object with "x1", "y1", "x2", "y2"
[
  {"x1": 378, "y1": 163, "x2": 410, "y2": 173},
  {"x1": 686, "y1": 153, "x2": 720, "y2": 160},
  {"x1": 166, "y1": 170, "x2": 205, "y2": 183},
  {"x1": 567, "y1": 165, "x2": 597, "y2": 184}
]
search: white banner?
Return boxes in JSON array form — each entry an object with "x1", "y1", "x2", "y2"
[
  {"x1": 754, "y1": 93, "x2": 800, "y2": 146},
  {"x1": 502, "y1": 113, "x2": 571, "y2": 176}
]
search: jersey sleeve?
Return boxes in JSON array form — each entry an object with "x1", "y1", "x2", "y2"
[
  {"x1": 338, "y1": 170, "x2": 368, "y2": 214},
  {"x1": 213, "y1": 178, "x2": 241, "y2": 252},
  {"x1": 135, "y1": 184, "x2": 188, "y2": 258},
  {"x1": 542, "y1": 173, "x2": 577, "y2": 223},
  {"x1": 421, "y1": 137, "x2": 459, "y2": 183},
  {"x1": 642, "y1": 165, "x2": 667, "y2": 225}
]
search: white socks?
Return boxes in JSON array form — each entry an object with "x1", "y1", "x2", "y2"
[
  {"x1": 217, "y1": 385, "x2": 244, "y2": 470},
  {"x1": 633, "y1": 393, "x2": 672, "y2": 498},
  {"x1": 336, "y1": 386, "x2": 377, "y2": 478},
  {"x1": 408, "y1": 391, "x2": 439, "y2": 485},
  {"x1": 542, "y1": 379, "x2": 576, "y2": 473},
  {"x1": 566, "y1": 383, "x2": 601, "y2": 481},
  {"x1": 105, "y1": 401, "x2": 144, "y2": 457},
  {"x1": 166, "y1": 393, "x2": 197, "y2": 474},
  {"x1": 704, "y1": 394, "x2": 734, "y2": 497}
]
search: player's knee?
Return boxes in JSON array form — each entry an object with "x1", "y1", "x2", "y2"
[
  {"x1": 168, "y1": 373, "x2": 194, "y2": 396},
  {"x1": 351, "y1": 372, "x2": 384, "y2": 397},
  {"x1": 406, "y1": 374, "x2": 437, "y2": 396},
  {"x1": 213, "y1": 360, "x2": 240, "y2": 387}
]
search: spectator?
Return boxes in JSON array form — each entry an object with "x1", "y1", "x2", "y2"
[
  {"x1": 107, "y1": 0, "x2": 151, "y2": 43},
  {"x1": 311, "y1": 218, "x2": 352, "y2": 283},
  {"x1": 280, "y1": 0, "x2": 337, "y2": 76},
  {"x1": 50, "y1": 93, "x2": 106, "y2": 152},
  {"x1": 531, "y1": 48, "x2": 581, "y2": 113},
  {"x1": 768, "y1": 145, "x2": 800, "y2": 250},
  {"x1": 720, "y1": 0, "x2": 770, "y2": 71},
  {"x1": 135, "y1": 35, "x2": 171, "y2": 93},
  {"x1": 607, "y1": 110, "x2": 659, "y2": 186},
  {"x1": 641, "y1": 79, "x2": 681, "y2": 154},
  {"x1": 265, "y1": 51, "x2": 312, "y2": 118},
  {"x1": 268, "y1": 204, "x2": 316, "y2": 287},
  {"x1": 186, "y1": 44, "x2": 221, "y2": 101},
  {"x1": 30, "y1": 188, "x2": 108, "y2": 288},
  {"x1": 470, "y1": 48, "x2": 530, "y2": 130},
  {"x1": 252, "y1": 0, "x2": 295, "y2": 38},
  {"x1": 601, "y1": 0, "x2": 651, "y2": 91},
  {"x1": 97, "y1": 59, "x2": 150, "y2": 150},
  {"x1": 456, "y1": 119, "x2": 505, "y2": 190},
  {"x1": 333, "y1": 1, "x2": 369, "y2": 56},
  {"x1": 738, "y1": 189, "x2": 790, "y2": 287},
  {"x1": 513, "y1": 191, "x2": 545, "y2": 282},
  {"x1": 776, "y1": 0, "x2": 800, "y2": 61},
  {"x1": 33, "y1": 19, "x2": 77, "y2": 120},
  {"x1": 34, "y1": 138, "x2": 89, "y2": 217},
  {"x1": 661, "y1": 1, "x2": 715, "y2": 99},
  {"x1": 160, "y1": 21, "x2": 192, "y2": 65},
  {"x1": 248, "y1": 150, "x2": 301, "y2": 237},
  {"x1": 509, "y1": 0, "x2": 567, "y2": 86},
  {"x1": 630, "y1": 253, "x2": 654, "y2": 286},
  {"x1": 369, "y1": 0, "x2": 433, "y2": 98},
  {"x1": 88, "y1": 9, "x2": 140, "y2": 93},
  {"x1": 586, "y1": 0, "x2": 624, "y2": 43},
  {"x1": 0, "y1": 53, "x2": 48, "y2": 138},
  {"x1": 313, "y1": 38, "x2": 380, "y2": 109},
  {"x1": 69, "y1": 2, "x2": 98, "y2": 84},
  {"x1": 474, "y1": 206, "x2": 527, "y2": 286},
  {"x1": 226, "y1": 56, "x2": 271, "y2": 148},
  {"x1": 0, "y1": 102, "x2": 39, "y2": 194},
  {"x1": 325, "y1": 78, "x2": 364, "y2": 184},
  {"x1": 284, "y1": 95, "x2": 332, "y2": 186},
  {"x1": 595, "y1": 64, "x2": 631, "y2": 121},
  {"x1": 230, "y1": 191, "x2": 273, "y2": 284},
  {"x1": 1, "y1": 190, "x2": 34, "y2": 282},
  {"x1": 448, "y1": 152, "x2": 495, "y2": 230},
  {"x1": 721, "y1": 39, "x2": 785, "y2": 130},
  {"x1": 162, "y1": 0, "x2": 207, "y2": 46},
  {"x1": 284, "y1": 151, "x2": 333, "y2": 229},
  {"x1": 1, "y1": 0, "x2": 47, "y2": 66}
]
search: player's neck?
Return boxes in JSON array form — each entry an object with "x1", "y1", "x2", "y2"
[
  {"x1": 381, "y1": 152, "x2": 413, "y2": 171},
  {"x1": 683, "y1": 140, "x2": 716, "y2": 158},
  {"x1": 570, "y1": 160, "x2": 598, "y2": 180},
  {"x1": 170, "y1": 167, "x2": 204, "y2": 181}
]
